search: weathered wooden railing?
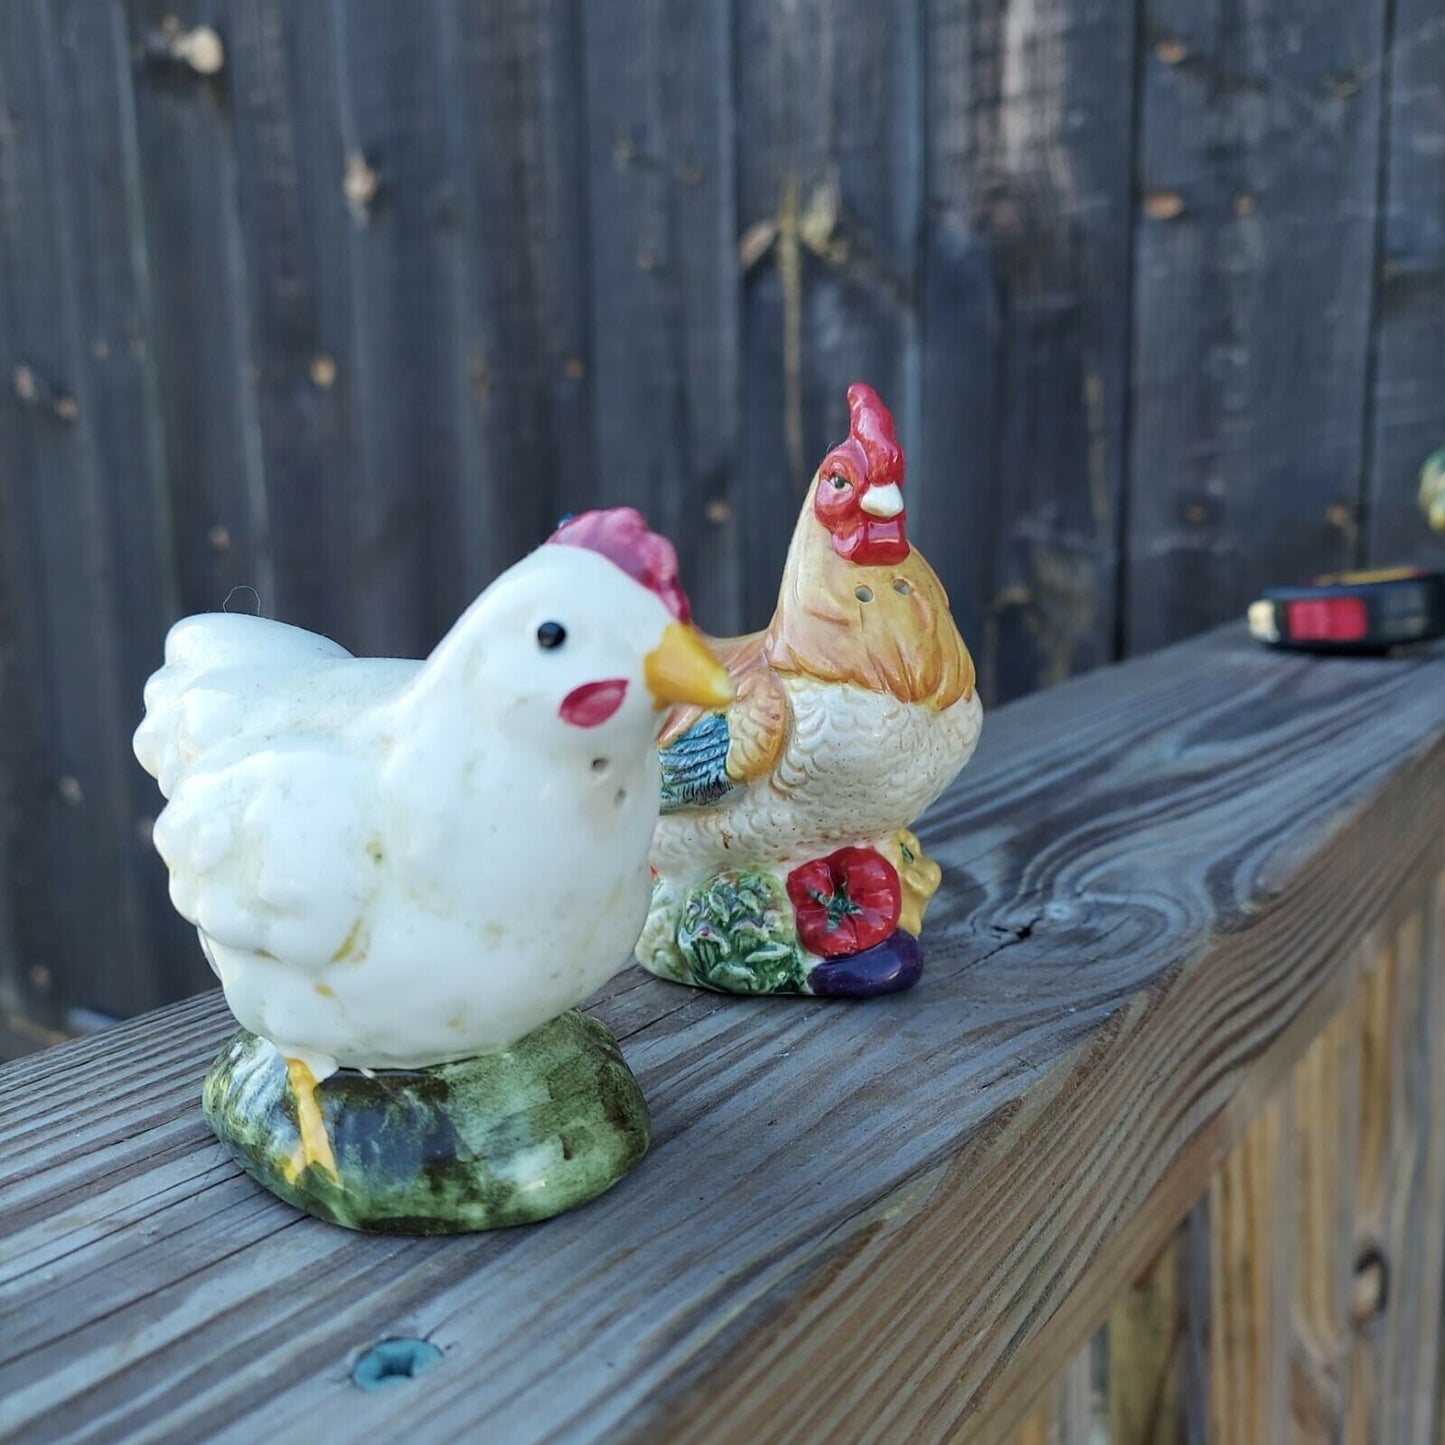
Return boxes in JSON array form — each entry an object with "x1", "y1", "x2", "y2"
[{"x1": 2, "y1": 625, "x2": 1443, "y2": 1442}]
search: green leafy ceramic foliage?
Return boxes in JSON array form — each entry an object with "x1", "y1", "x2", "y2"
[
  {"x1": 204, "y1": 1010, "x2": 650, "y2": 1234},
  {"x1": 675, "y1": 869, "x2": 807, "y2": 994}
]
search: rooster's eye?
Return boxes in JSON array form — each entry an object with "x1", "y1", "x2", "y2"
[
  {"x1": 829, "y1": 475, "x2": 850, "y2": 491},
  {"x1": 536, "y1": 621, "x2": 567, "y2": 650}
]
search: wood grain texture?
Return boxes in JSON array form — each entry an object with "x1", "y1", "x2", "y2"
[
  {"x1": 1178, "y1": 1200, "x2": 1211, "y2": 1445},
  {"x1": 126, "y1": 0, "x2": 273, "y2": 621},
  {"x1": 1014, "y1": 1344, "x2": 1094, "y2": 1445},
  {"x1": 1415, "y1": 880, "x2": 1445, "y2": 1444},
  {"x1": 1372, "y1": 906, "x2": 1428, "y2": 1445},
  {"x1": 0, "y1": 0, "x2": 187, "y2": 1017},
  {"x1": 0, "y1": 8, "x2": 58, "y2": 1035},
  {"x1": 2, "y1": 628, "x2": 1444, "y2": 1442},
  {"x1": 735, "y1": 0, "x2": 923, "y2": 631},
  {"x1": 1376, "y1": 884, "x2": 1445, "y2": 1442},
  {"x1": 1107, "y1": 1231, "x2": 1184, "y2": 1444},
  {"x1": 1364, "y1": 0, "x2": 1445, "y2": 572},
  {"x1": 1344, "y1": 922, "x2": 1398, "y2": 1444},
  {"x1": 1288, "y1": 997, "x2": 1361, "y2": 1441},
  {"x1": 1338, "y1": 883, "x2": 1445, "y2": 1445},
  {"x1": 920, "y1": 0, "x2": 1137, "y2": 703},
  {"x1": 124, "y1": 0, "x2": 276, "y2": 1006},
  {"x1": 327, "y1": 0, "x2": 470, "y2": 657},
  {"x1": 440, "y1": 0, "x2": 594, "y2": 597},
  {"x1": 1127, "y1": 0, "x2": 1391, "y2": 652},
  {"x1": 578, "y1": 0, "x2": 741, "y2": 638},
  {"x1": 219, "y1": 0, "x2": 360, "y2": 648},
  {"x1": 1209, "y1": 1091, "x2": 1294, "y2": 1444}
]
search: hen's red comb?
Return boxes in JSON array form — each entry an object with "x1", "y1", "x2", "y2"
[
  {"x1": 547, "y1": 508, "x2": 692, "y2": 624},
  {"x1": 820, "y1": 383, "x2": 905, "y2": 488}
]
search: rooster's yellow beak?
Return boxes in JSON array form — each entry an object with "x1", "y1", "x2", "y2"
[{"x1": 645, "y1": 623, "x2": 734, "y2": 711}]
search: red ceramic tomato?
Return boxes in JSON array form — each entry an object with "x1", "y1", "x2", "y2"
[{"x1": 786, "y1": 846, "x2": 901, "y2": 958}]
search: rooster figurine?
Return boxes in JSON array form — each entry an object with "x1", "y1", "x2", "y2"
[
  {"x1": 135, "y1": 509, "x2": 733, "y2": 1232},
  {"x1": 639, "y1": 384, "x2": 982, "y2": 998}
]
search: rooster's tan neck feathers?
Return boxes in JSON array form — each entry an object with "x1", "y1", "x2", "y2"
[{"x1": 762, "y1": 479, "x2": 975, "y2": 710}]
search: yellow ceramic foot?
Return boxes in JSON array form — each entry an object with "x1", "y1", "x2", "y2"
[{"x1": 280, "y1": 1057, "x2": 338, "y2": 1184}]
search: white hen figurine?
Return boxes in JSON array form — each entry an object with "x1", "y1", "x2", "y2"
[{"x1": 134, "y1": 509, "x2": 732, "y2": 1232}]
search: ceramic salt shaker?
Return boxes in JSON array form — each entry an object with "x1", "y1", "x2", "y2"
[{"x1": 134, "y1": 509, "x2": 732, "y2": 1232}]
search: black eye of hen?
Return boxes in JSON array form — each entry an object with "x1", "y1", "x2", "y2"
[
  {"x1": 536, "y1": 621, "x2": 567, "y2": 650},
  {"x1": 830, "y1": 474, "x2": 850, "y2": 490}
]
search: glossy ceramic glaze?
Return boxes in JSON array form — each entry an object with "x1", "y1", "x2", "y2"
[
  {"x1": 205, "y1": 1011, "x2": 650, "y2": 1233},
  {"x1": 135, "y1": 509, "x2": 731, "y2": 1230},
  {"x1": 640, "y1": 385, "x2": 983, "y2": 998}
]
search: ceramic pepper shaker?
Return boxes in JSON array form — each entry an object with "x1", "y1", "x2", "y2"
[
  {"x1": 134, "y1": 509, "x2": 733, "y2": 1232},
  {"x1": 639, "y1": 384, "x2": 983, "y2": 998}
]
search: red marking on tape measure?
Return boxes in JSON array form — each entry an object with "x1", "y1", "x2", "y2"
[{"x1": 1287, "y1": 597, "x2": 1368, "y2": 643}]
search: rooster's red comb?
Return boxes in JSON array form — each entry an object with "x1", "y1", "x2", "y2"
[
  {"x1": 547, "y1": 508, "x2": 692, "y2": 624},
  {"x1": 820, "y1": 383, "x2": 905, "y2": 489}
]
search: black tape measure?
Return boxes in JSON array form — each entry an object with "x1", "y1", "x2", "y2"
[{"x1": 1248, "y1": 567, "x2": 1445, "y2": 654}]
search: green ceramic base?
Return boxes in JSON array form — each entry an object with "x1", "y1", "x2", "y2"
[{"x1": 202, "y1": 1010, "x2": 651, "y2": 1234}]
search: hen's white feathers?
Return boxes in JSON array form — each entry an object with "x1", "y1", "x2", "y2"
[
  {"x1": 135, "y1": 614, "x2": 355, "y2": 797},
  {"x1": 136, "y1": 613, "x2": 410, "y2": 974},
  {"x1": 153, "y1": 743, "x2": 374, "y2": 972}
]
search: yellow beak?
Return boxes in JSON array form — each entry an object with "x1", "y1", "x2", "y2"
[{"x1": 644, "y1": 622, "x2": 735, "y2": 711}]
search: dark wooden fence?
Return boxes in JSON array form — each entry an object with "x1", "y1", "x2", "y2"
[{"x1": 0, "y1": 0, "x2": 1441, "y2": 1034}]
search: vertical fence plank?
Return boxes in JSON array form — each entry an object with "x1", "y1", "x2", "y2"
[
  {"x1": 1339, "y1": 901, "x2": 1445, "y2": 1444},
  {"x1": 125, "y1": 0, "x2": 292, "y2": 1002},
  {"x1": 127, "y1": 0, "x2": 272, "y2": 621},
  {"x1": 325, "y1": 0, "x2": 469, "y2": 657},
  {"x1": 921, "y1": 0, "x2": 1137, "y2": 703},
  {"x1": 0, "y1": 1, "x2": 192, "y2": 1016},
  {"x1": 1376, "y1": 906, "x2": 1428, "y2": 1443},
  {"x1": 1014, "y1": 1344, "x2": 1095, "y2": 1445},
  {"x1": 1328, "y1": 885, "x2": 1445, "y2": 1445},
  {"x1": 441, "y1": 0, "x2": 594, "y2": 597},
  {"x1": 1408, "y1": 876, "x2": 1445, "y2": 1443},
  {"x1": 0, "y1": 4, "x2": 65, "y2": 1032},
  {"x1": 1127, "y1": 0, "x2": 1391, "y2": 653},
  {"x1": 220, "y1": 0, "x2": 360, "y2": 647},
  {"x1": 578, "y1": 0, "x2": 742, "y2": 637},
  {"x1": 1345, "y1": 926, "x2": 1396, "y2": 1444},
  {"x1": 1209, "y1": 1090, "x2": 1294, "y2": 1445},
  {"x1": 1108, "y1": 1231, "x2": 1183, "y2": 1443},
  {"x1": 1288, "y1": 999, "x2": 1361, "y2": 1441},
  {"x1": 0, "y1": 504, "x2": 40, "y2": 1034},
  {"x1": 50, "y1": 2, "x2": 197, "y2": 1008},
  {"x1": 1432, "y1": 880, "x2": 1445, "y2": 1443},
  {"x1": 735, "y1": 0, "x2": 924, "y2": 630},
  {"x1": 1380, "y1": 890, "x2": 1445, "y2": 1443},
  {"x1": 0, "y1": 11, "x2": 52, "y2": 1034},
  {"x1": 1364, "y1": 0, "x2": 1445, "y2": 572},
  {"x1": 1178, "y1": 1199, "x2": 1212, "y2": 1445}
]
